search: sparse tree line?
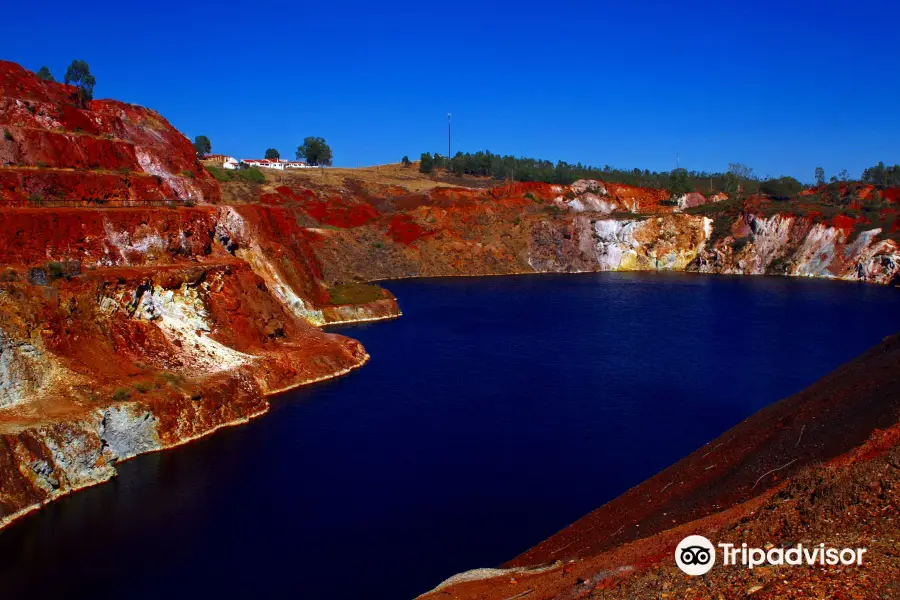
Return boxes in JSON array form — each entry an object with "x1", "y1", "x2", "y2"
[
  {"x1": 414, "y1": 150, "x2": 770, "y2": 195},
  {"x1": 192, "y1": 136, "x2": 333, "y2": 167},
  {"x1": 413, "y1": 150, "x2": 899, "y2": 203}
]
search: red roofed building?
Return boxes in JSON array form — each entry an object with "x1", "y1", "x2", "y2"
[
  {"x1": 241, "y1": 158, "x2": 312, "y2": 170},
  {"x1": 241, "y1": 158, "x2": 284, "y2": 170}
]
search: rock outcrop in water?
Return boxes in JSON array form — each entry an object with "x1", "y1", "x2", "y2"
[{"x1": 2, "y1": 58, "x2": 900, "y2": 598}]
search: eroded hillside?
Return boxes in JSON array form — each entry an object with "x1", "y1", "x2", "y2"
[
  {"x1": 0, "y1": 61, "x2": 394, "y2": 526},
  {"x1": 214, "y1": 164, "x2": 900, "y2": 287}
]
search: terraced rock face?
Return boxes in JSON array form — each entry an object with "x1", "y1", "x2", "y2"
[
  {"x1": 0, "y1": 61, "x2": 395, "y2": 527},
  {"x1": 248, "y1": 174, "x2": 900, "y2": 287},
  {"x1": 0, "y1": 61, "x2": 219, "y2": 207}
]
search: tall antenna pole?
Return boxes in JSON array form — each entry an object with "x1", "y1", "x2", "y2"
[{"x1": 448, "y1": 113, "x2": 451, "y2": 158}]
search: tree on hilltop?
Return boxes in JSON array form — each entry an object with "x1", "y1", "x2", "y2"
[
  {"x1": 861, "y1": 161, "x2": 900, "y2": 187},
  {"x1": 667, "y1": 168, "x2": 692, "y2": 200},
  {"x1": 265, "y1": 148, "x2": 280, "y2": 160},
  {"x1": 760, "y1": 176, "x2": 802, "y2": 200},
  {"x1": 64, "y1": 60, "x2": 96, "y2": 105},
  {"x1": 814, "y1": 166, "x2": 825, "y2": 187},
  {"x1": 193, "y1": 135, "x2": 211, "y2": 158},
  {"x1": 419, "y1": 152, "x2": 434, "y2": 174},
  {"x1": 401, "y1": 155, "x2": 411, "y2": 167},
  {"x1": 728, "y1": 162, "x2": 754, "y2": 180},
  {"x1": 296, "y1": 137, "x2": 332, "y2": 166},
  {"x1": 37, "y1": 66, "x2": 55, "y2": 82},
  {"x1": 722, "y1": 163, "x2": 754, "y2": 197}
]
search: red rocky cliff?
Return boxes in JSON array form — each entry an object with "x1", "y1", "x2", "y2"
[{"x1": 0, "y1": 62, "x2": 395, "y2": 528}]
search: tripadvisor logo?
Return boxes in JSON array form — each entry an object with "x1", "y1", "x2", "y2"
[
  {"x1": 675, "y1": 535, "x2": 868, "y2": 576},
  {"x1": 675, "y1": 535, "x2": 716, "y2": 575}
]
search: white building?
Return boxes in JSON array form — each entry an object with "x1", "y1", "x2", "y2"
[
  {"x1": 284, "y1": 161, "x2": 309, "y2": 169},
  {"x1": 223, "y1": 156, "x2": 239, "y2": 170},
  {"x1": 241, "y1": 159, "x2": 284, "y2": 170}
]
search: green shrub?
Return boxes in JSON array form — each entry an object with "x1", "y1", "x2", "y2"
[
  {"x1": 327, "y1": 282, "x2": 385, "y2": 305},
  {"x1": 112, "y1": 388, "x2": 131, "y2": 401},
  {"x1": 769, "y1": 256, "x2": 791, "y2": 274},
  {"x1": 666, "y1": 168, "x2": 692, "y2": 199},
  {"x1": 204, "y1": 165, "x2": 232, "y2": 182},
  {"x1": 419, "y1": 152, "x2": 434, "y2": 174},
  {"x1": 2, "y1": 129, "x2": 12, "y2": 141},
  {"x1": 181, "y1": 169, "x2": 195, "y2": 178},
  {"x1": 760, "y1": 176, "x2": 802, "y2": 200},
  {"x1": 159, "y1": 372, "x2": 185, "y2": 387},
  {"x1": 47, "y1": 261, "x2": 65, "y2": 280},
  {"x1": 232, "y1": 167, "x2": 266, "y2": 184},
  {"x1": 731, "y1": 236, "x2": 751, "y2": 253},
  {"x1": 46, "y1": 260, "x2": 80, "y2": 281}
]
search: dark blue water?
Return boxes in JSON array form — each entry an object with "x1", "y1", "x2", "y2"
[{"x1": 1, "y1": 272, "x2": 899, "y2": 600}]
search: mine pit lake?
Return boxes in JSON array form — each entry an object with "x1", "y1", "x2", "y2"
[{"x1": 2, "y1": 272, "x2": 900, "y2": 599}]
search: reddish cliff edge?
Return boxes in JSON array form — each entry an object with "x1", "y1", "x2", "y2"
[
  {"x1": 2, "y1": 60, "x2": 900, "y2": 598},
  {"x1": 0, "y1": 61, "x2": 397, "y2": 528}
]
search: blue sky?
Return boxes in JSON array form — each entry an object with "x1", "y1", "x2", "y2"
[{"x1": 3, "y1": 0, "x2": 898, "y2": 181}]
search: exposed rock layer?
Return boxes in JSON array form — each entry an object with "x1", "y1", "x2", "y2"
[{"x1": 0, "y1": 61, "x2": 393, "y2": 526}]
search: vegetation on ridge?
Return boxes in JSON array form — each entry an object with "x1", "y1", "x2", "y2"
[
  {"x1": 204, "y1": 164, "x2": 266, "y2": 183},
  {"x1": 63, "y1": 60, "x2": 95, "y2": 105},
  {"x1": 416, "y1": 150, "x2": 900, "y2": 202},
  {"x1": 297, "y1": 137, "x2": 333, "y2": 167},
  {"x1": 36, "y1": 66, "x2": 54, "y2": 82},
  {"x1": 193, "y1": 135, "x2": 211, "y2": 158},
  {"x1": 416, "y1": 150, "x2": 770, "y2": 193}
]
